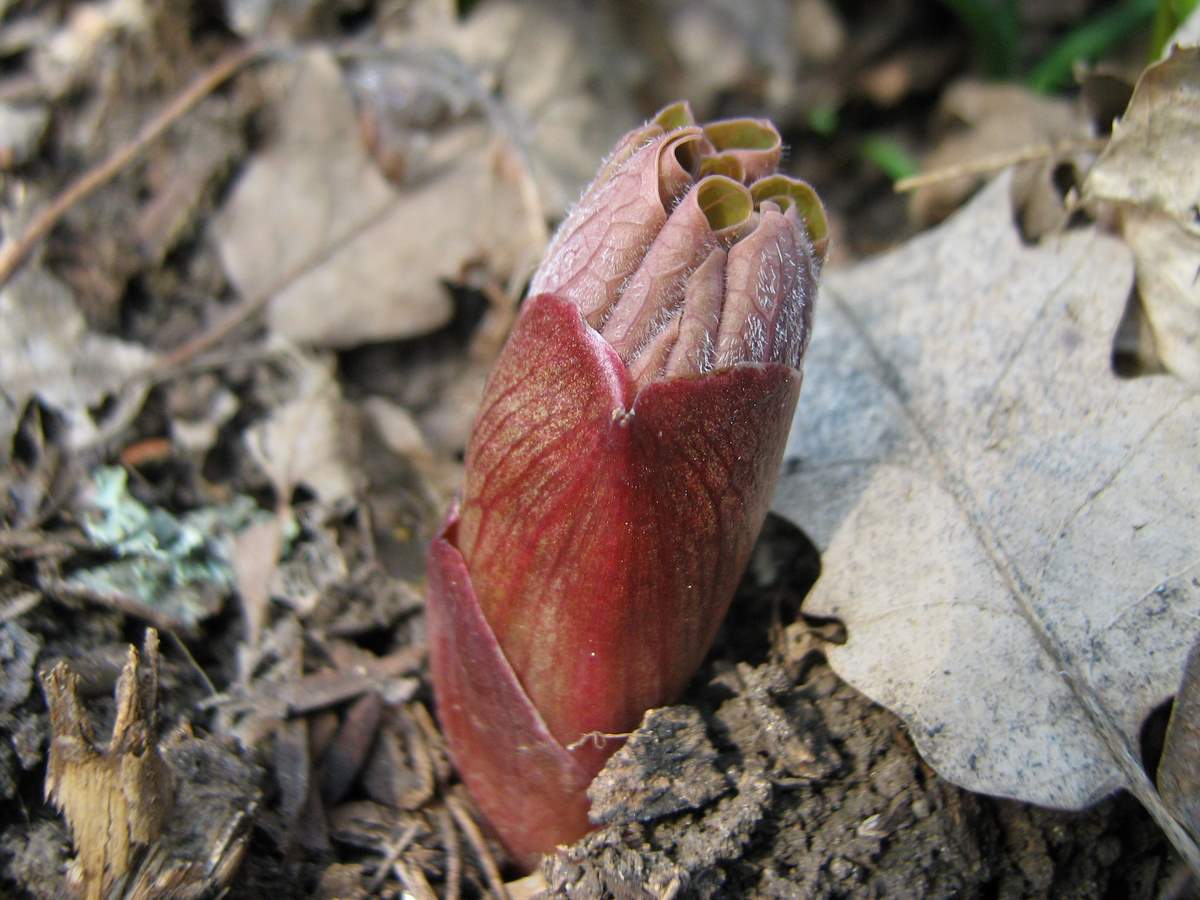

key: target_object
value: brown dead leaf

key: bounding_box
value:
[274,716,325,853]
[231,515,285,645]
[910,80,1090,229]
[1159,635,1200,838]
[272,646,422,716]
[774,174,1199,865]
[444,0,638,219]
[362,706,438,812]
[319,691,383,807]
[1084,47,1200,386]
[213,47,545,348]
[245,351,359,511]
[0,102,48,167]
[0,265,154,465]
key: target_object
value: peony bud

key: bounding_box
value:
[426,102,827,868]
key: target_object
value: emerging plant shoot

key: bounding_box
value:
[426,101,827,867]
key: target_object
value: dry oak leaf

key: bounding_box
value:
[910,79,1086,229]
[0,265,154,464]
[1083,46,1200,386]
[244,350,359,510]
[773,174,1199,854]
[213,48,543,349]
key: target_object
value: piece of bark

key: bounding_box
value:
[41,629,261,899]
[314,863,371,899]
[116,724,262,897]
[362,707,436,811]
[276,646,422,714]
[273,717,317,853]
[587,706,728,826]
[0,620,40,713]
[42,631,172,900]
[319,691,383,806]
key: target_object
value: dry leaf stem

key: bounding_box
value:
[155,193,399,373]
[0,41,261,287]
[447,794,509,900]
[894,137,1106,193]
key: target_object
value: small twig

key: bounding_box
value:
[437,806,461,900]
[447,793,509,900]
[565,729,631,752]
[399,709,436,810]
[145,340,293,383]
[393,858,438,900]
[152,192,398,373]
[0,41,261,287]
[164,629,218,698]
[276,645,425,715]
[0,590,41,622]
[893,137,1107,193]
[366,822,419,893]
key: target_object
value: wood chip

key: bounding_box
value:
[277,646,423,714]
[320,691,383,806]
[42,630,172,900]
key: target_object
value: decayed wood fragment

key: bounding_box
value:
[40,628,262,899]
[42,630,172,900]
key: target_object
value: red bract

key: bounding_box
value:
[427,102,827,868]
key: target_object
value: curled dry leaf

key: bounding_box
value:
[774,174,1199,862]
[1083,46,1200,386]
[909,80,1089,229]
[0,266,154,465]
[244,352,359,512]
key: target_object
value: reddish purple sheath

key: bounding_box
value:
[427,293,800,865]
